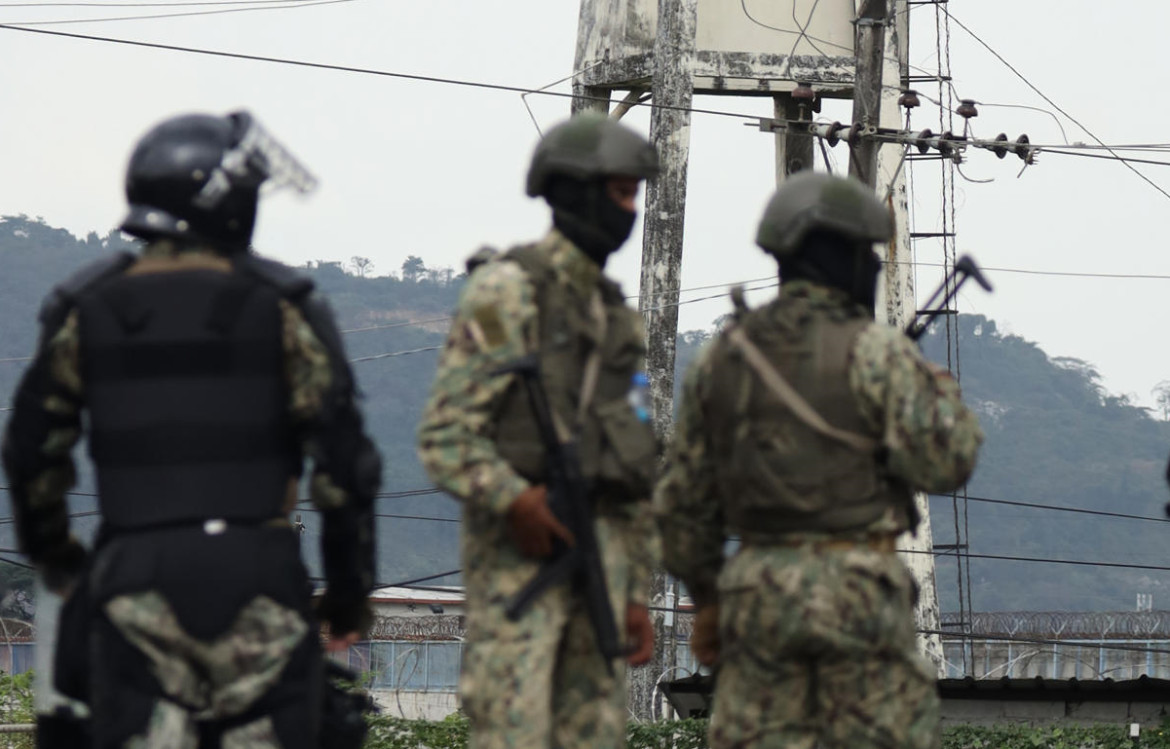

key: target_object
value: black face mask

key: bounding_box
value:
[781,232,882,313]
[545,177,637,268]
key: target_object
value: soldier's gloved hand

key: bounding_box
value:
[506,485,575,558]
[317,593,373,644]
[626,603,654,666]
[691,604,720,667]
[926,361,956,383]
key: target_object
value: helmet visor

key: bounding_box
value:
[193,111,317,210]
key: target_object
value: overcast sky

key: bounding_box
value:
[0,1,1167,409]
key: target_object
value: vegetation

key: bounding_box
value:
[2,215,1170,615]
[919,315,1170,612]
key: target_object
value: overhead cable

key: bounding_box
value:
[0,0,313,5]
[1,0,356,25]
[939,5,1170,203]
[901,548,1170,573]
[0,23,771,124]
[905,259,1170,281]
[929,493,1170,525]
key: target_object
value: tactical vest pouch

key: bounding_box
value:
[727,424,881,528]
[592,397,657,501]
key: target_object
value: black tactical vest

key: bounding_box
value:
[704,295,914,538]
[490,245,657,502]
[76,264,298,530]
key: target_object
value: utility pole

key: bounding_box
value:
[863,0,946,675]
[626,0,697,721]
[849,0,889,187]
[640,0,696,443]
[774,88,815,181]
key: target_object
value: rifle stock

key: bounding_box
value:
[905,254,993,341]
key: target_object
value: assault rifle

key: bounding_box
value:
[494,354,627,673]
[905,254,993,341]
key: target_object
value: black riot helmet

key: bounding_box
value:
[121,111,316,253]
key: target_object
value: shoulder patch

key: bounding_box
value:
[472,304,508,348]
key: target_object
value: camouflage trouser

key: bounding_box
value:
[91,590,315,749]
[709,546,940,749]
[459,509,633,749]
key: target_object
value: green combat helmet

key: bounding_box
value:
[526,113,660,197]
[756,172,891,258]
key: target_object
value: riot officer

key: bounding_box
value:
[655,172,983,749]
[1,111,381,749]
[417,113,660,749]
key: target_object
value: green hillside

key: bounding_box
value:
[2,215,1169,615]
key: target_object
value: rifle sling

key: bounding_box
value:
[726,325,878,454]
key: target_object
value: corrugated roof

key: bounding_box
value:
[939,675,1170,701]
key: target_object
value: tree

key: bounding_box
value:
[1153,380,1170,420]
[402,255,426,283]
[349,256,375,278]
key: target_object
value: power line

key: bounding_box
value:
[340,316,453,334]
[1042,148,1170,170]
[638,281,780,314]
[0,0,311,5]
[0,556,34,571]
[930,493,1170,525]
[0,23,771,124]
[902,548,1170,573]
[376,488,444,499]
[348,346,442,363]
[298,506,459,524]
[904,259,1170,281]
[345,281,784,362]
[939,5,1170,204]
[2,0,357,26]
[371,568,460,591]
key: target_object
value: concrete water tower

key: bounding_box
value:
[572,0,940,670]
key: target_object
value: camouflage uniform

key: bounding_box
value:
[418,229,658,749]
[656,281,983,749]
[2,242,377,749]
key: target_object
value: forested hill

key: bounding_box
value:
[919,317,1170,612]
[1,215,1169,615]
[0,215,467,596]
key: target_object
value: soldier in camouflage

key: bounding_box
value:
[1,111,381,749]
[418,113,660,749]
[655,173,983,749]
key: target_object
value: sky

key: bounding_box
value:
[0,0,1168,408]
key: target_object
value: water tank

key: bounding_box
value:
[575,0,858,97]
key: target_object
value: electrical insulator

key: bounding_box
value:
[898,89,921,110]
[792,81,817,103]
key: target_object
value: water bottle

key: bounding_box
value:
[628,372,651,423]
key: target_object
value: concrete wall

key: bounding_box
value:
[370,690,459,721]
